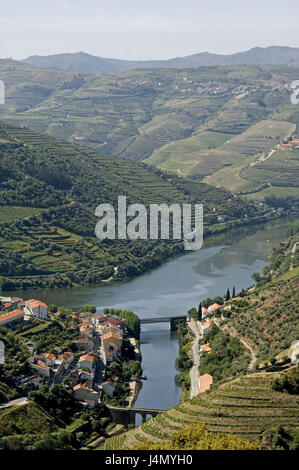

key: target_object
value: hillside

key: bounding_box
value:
[102,230,299,450]
[0,122,258,291]
[103,370,299,450]
[1,59,299,204]
[221,232,299,366]
[23,46,299,74]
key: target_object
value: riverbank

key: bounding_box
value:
[3,215,298,414]
[0,207,288,293]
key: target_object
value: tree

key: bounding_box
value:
[188,308,198,320]
[48,304,57,313]
[232,286,236,298]
[132,423,260,450]
[82,304,96,313]
[198,303,202,321]
[225,288,230,301]
[251,272,261,283]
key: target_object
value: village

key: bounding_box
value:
[0,296,141,407]
[186,296,247,397]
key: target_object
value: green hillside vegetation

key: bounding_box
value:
[222,232,299,365]
[0,328,29,395]
[0,122,260,291]
[132,422,260,450]
[0,401,59,438]
[0,384,114,450]
[187,119,295,177]
[1,59,299,181]
[204,147,299,205]
[198,325,250,383]
[103,370,299,450]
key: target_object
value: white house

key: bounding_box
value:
[79,353,96,373]
[59,352,74,369]
[73,384,99,405]
[24,300,48,320]
[41,352,55,366]
[207,303,221,314]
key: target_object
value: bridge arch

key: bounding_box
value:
[107,405,162,426]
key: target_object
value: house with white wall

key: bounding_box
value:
[24,300,48,320]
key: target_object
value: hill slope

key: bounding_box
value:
[1,59,299,187]
[23,46,299,74]
[103,370,299,449]
[0,122,258,291]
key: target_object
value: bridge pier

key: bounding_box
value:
[107,406,162,427]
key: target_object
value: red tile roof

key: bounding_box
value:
[26,299,48,309]
[198,374,213,393]
[0,309,24,324]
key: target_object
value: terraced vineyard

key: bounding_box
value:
[0,122,261,290]
[102,371,299,450]
[1,59,299,184]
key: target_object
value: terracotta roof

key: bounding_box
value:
[0,309,24,324]
[102,332,122,341]
[3,302,12,309]
[107,317,124,326]
[42,352,55,361]
[59,352,74,361]
[232,296,243,302]
[73,383,90,391]
[36,360,50,370]
[208,303,221,311]
[203,320,213,329]
[198,374,213,393]
[80,324,93,332]
[200,343,212,353]
[26,299,48,309]
[79,354,94,363]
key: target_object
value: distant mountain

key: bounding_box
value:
[23,46,299,74]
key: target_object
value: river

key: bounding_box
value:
[5,215,298,415]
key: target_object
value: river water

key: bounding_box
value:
[5,216,298,413]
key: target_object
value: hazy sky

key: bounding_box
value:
[1,0,299,60]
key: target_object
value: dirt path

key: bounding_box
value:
[0,397,28,409]
[101,266,118,283]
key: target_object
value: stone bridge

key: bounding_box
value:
[107,405,163,426]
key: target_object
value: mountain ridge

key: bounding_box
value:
[22,46,299,74]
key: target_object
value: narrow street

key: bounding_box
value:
[188,318,202,399]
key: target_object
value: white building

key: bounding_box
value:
[24,300,48,320]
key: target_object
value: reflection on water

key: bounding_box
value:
[4,216,298,412]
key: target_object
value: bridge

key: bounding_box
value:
[140,315,188,330]
[107,405,163,426]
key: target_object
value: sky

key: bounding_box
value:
[1,0,299,60]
